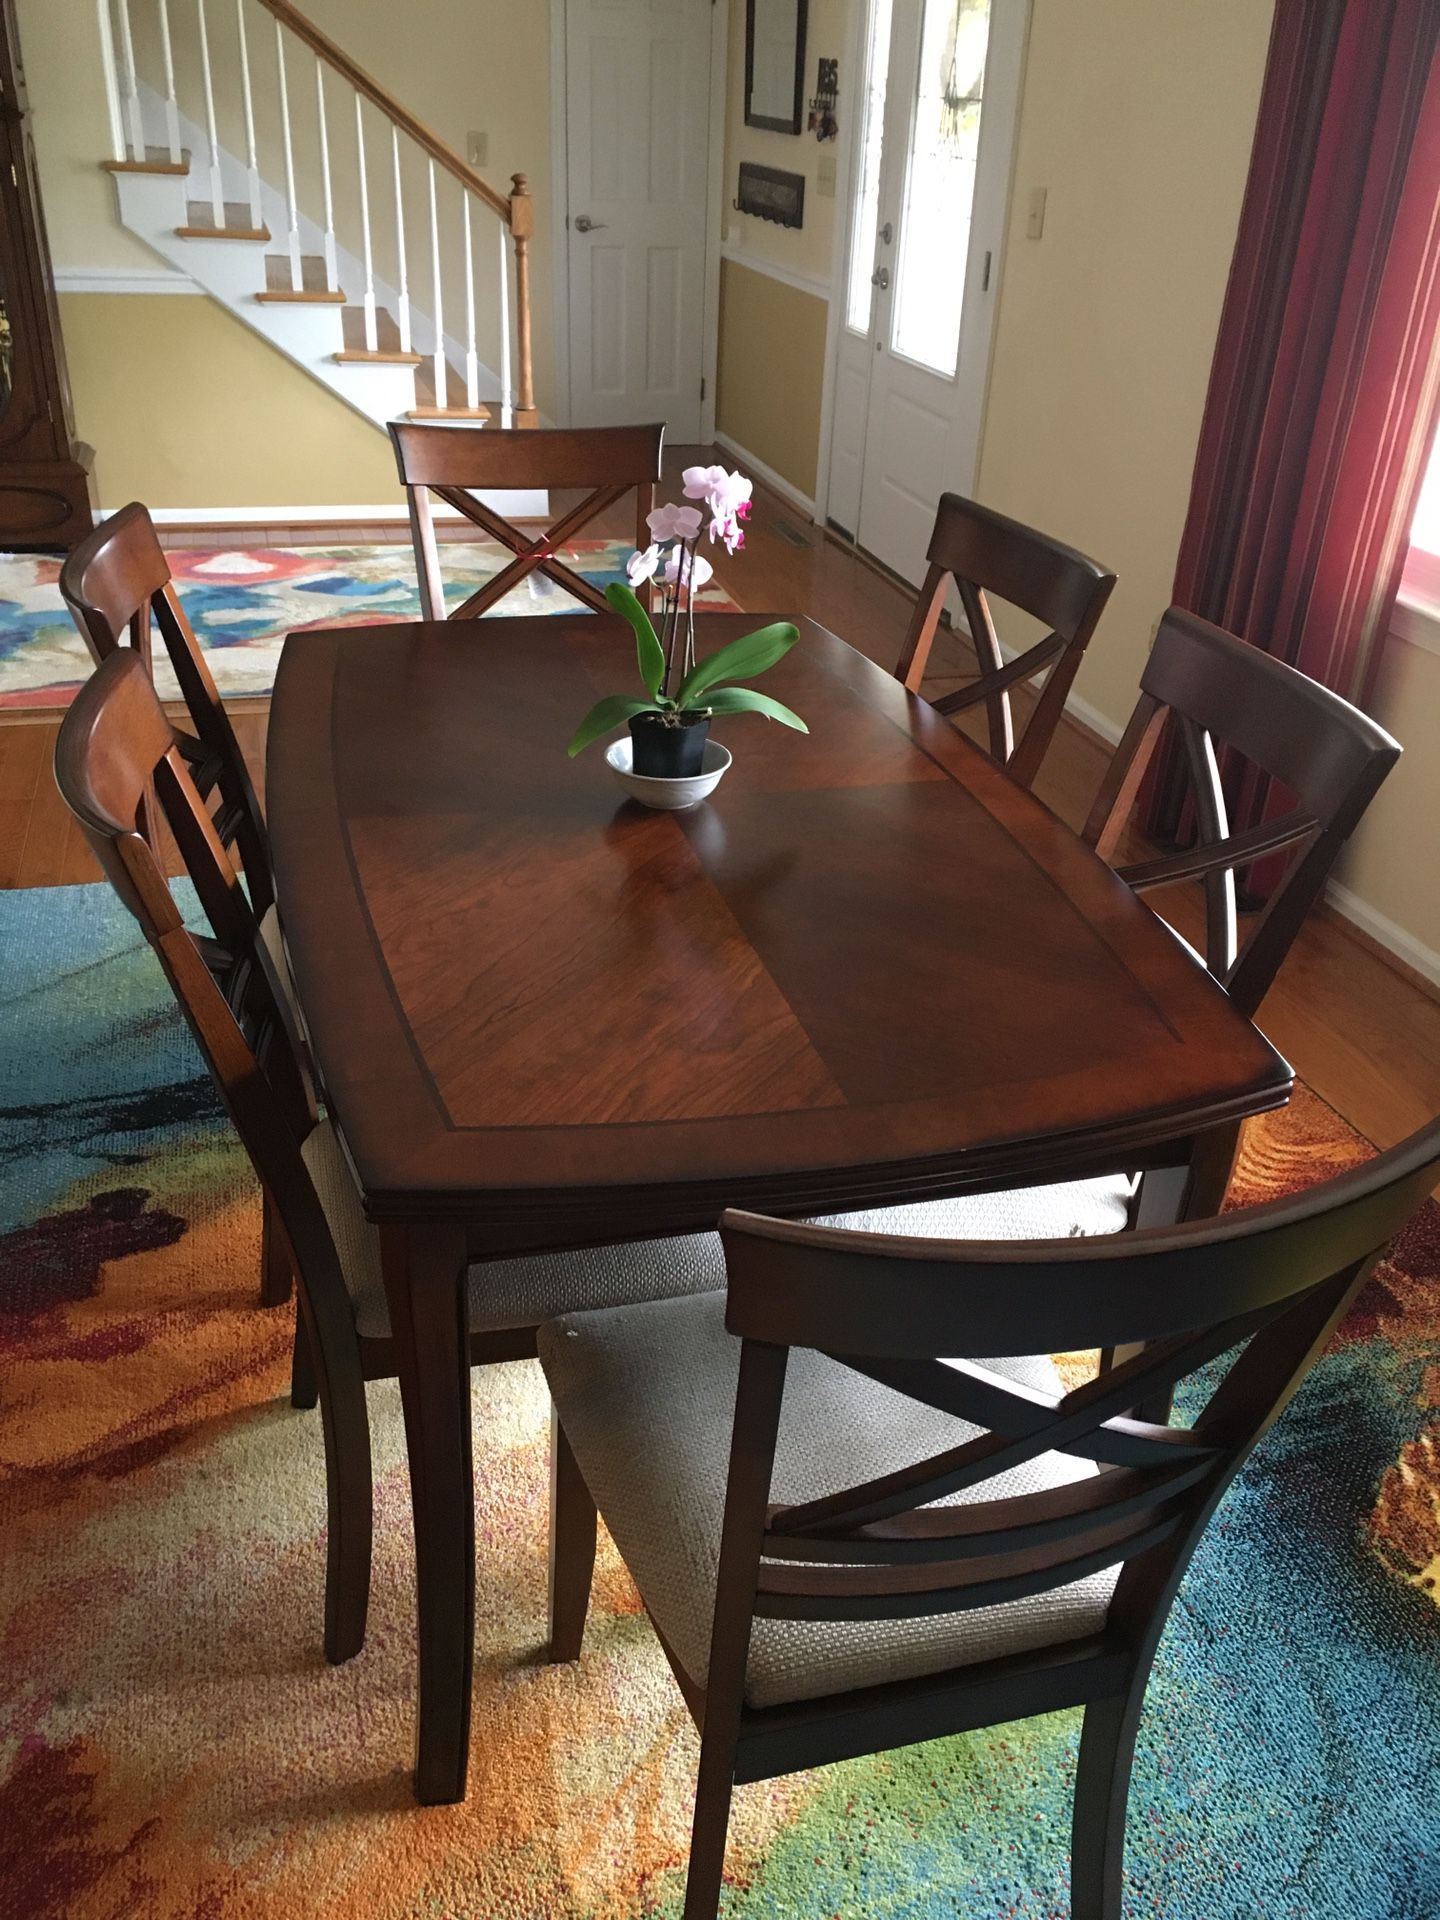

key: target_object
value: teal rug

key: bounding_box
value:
[1,880,1437,1917]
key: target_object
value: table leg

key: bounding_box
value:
[380,1220,472,1805]
[1131,1118,1242,1231]
[1110,1120,1245,1416]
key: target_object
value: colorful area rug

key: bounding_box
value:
[1,880,1437,1918]
[0,542,738,712]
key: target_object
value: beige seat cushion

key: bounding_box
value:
[807,1175,1132,1242]
[300,1119,725,1339]
[539,1290,1117,1710]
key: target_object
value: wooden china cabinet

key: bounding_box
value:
[0,0,95,548]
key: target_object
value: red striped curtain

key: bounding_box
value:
[1148,0,1440,852]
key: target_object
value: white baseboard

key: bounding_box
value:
[1324,880,1440,993]
[712,432,817,521]
[1062,685,1124,749]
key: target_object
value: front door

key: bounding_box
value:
[564,0,714,436]
[828,0,1024,584]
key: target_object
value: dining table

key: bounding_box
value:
[266,609,1293,1805]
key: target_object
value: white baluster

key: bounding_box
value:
[462,196,479,412]
[274,22,302,289]
[355,96,378,351]
[392,128,411,354]
[114,0,145,164]
[157,0,182,164]
[314,57,337,291]
[427,160,447,410]
[195,0,225,225]
[235,0,262,230]
[96,0,129,164]
[498,220,513,428]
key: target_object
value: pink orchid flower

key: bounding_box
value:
[681,463,730,502]
[646,502,704,543]
[662,545,715,594]
[683,463,753,553]
[625,542,661,588]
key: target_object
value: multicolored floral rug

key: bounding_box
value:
[0,541,738,712]
[1,880,1437,1918]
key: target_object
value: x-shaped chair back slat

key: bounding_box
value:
[710,1116,1440,1655]
[1083,608,1401,1016]
[389,421,667,622]
[59,502,276,919]
[894,492,1116,788]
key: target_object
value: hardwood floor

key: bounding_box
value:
[5,445,1438,1165]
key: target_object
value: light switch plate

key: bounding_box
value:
[816,153,837,198]
[1026,186,1047,240]
[466,130,488,168]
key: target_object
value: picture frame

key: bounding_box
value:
[744,0,809,136]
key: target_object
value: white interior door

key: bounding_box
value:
[564,0,713,436]
[828,0,1025,585]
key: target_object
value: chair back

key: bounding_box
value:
[1083,607,1401,1016]
[52,652,340,1285]
[894,493,1116,787]
[713,1115,1440,1673]
[388,421,666,621]
[59,502,275,918]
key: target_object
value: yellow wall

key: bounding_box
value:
[975,0,1274,730]
[61,295,402,510]
[716,260,827,497]
[720,0,851,286]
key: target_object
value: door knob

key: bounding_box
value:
[871,266,890,289]
[573,214,606,233]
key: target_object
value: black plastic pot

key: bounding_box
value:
[629,711,710,778]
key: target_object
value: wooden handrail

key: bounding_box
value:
[255,0,512,224]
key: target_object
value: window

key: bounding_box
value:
[1402,427,1440,610]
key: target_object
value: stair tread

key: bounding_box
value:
[335,348,424,364]
[256,289,347,304]
[104,148,191,176]
[178,201,269,240]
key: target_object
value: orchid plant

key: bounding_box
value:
[567,463,808,759]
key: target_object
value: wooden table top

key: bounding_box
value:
[267,614,1292,1238]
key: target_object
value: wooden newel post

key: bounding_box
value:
[508,172,538,428]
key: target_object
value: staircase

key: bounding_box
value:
[97,0,538,451]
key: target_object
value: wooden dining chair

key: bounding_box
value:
[828,606,1404,1256]
[1083,606,1402,1020]
[53,648,727,1666]
[540,1114,1440,1919]
[894,493,1116,787]
[60,502,276,922]
[388,420,666,621]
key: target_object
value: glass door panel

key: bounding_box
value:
[891,0,992,377]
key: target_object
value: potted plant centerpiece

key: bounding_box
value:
[567,464,807,805]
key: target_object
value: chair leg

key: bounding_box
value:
[683,1720,739,1920]
[547,1406,596,1663]
[301,1296,373,1666]
[1070,1689,1145,1920]
[260,1187,294,1307]
[290,1308,318,1410]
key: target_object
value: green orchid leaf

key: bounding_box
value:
[605,580,666,699]
[676,621,799,709]
[702,686,809,732]
[566,694,657,757]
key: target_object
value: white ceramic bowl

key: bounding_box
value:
[604,736,733,810]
